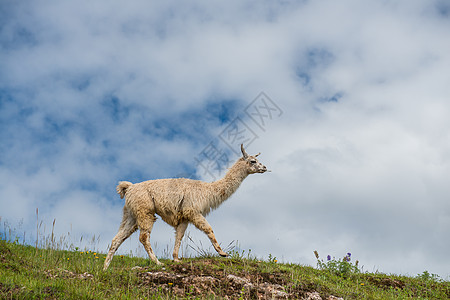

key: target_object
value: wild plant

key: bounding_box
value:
[314,250,359,278]
[416,270,442,282]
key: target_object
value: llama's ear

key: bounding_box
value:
[241,144,248,158]
[254,152,261,157]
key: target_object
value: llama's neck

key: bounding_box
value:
[211,159,248,205]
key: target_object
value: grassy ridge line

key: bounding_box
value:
[1,239,449,299]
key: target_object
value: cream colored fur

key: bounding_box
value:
[103,144,267,270]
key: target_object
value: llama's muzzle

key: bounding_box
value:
[259,166,269,173]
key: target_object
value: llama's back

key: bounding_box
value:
[123,178,211,226]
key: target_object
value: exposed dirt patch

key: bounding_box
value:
[44,268,94,280]
[367,276,405,290]
[134,259,343,299]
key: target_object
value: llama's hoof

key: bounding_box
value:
[219,252,228,257]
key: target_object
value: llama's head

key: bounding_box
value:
[240,144,268,174]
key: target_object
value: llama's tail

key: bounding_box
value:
[116,181,133,199]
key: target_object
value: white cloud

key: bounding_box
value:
[1,0,450,279]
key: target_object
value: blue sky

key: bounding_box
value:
[1,0,450,279]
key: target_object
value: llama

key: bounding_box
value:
[103,144,267,270]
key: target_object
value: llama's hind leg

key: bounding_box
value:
[138,214,162,265]
[173,221,188,262]
[191,214,227,257]
[104,207,137,270]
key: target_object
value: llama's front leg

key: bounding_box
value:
[191,214,228,257]
[138,215,162,265]
[173,221,188,262]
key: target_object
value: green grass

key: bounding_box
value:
[1,238,449,299]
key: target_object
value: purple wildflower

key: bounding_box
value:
[327,255,331,261]
[345,253,351,261]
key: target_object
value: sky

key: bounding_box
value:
[1,0,450,279]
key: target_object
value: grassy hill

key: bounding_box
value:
[1,238,449,299]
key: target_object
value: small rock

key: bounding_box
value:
[257,282,288,299]
[226,274,250,285]
[189,276,218,285]
[304,291,322,300]
[79,272,94,280]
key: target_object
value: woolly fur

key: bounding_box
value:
[104,145,267,270]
